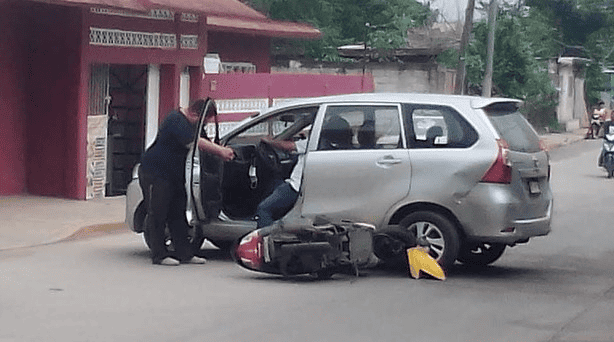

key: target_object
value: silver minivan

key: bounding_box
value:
[126,94,552,269]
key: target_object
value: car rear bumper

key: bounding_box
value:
[456,184,552,245]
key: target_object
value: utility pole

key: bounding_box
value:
[482,0,498,97]
[455,0,475,95]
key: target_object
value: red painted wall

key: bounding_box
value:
[207,32,271,73]
[0,0,27,195]
[24,3,83,198]
[200,73,375,121]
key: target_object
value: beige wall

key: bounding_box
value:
[273,60,456,95]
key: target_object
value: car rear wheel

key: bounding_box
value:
[457,242,506,266]
[399,211,460,271]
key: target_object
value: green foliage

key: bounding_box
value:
[436,48,459,69]
[526,0,607,46]
[526,0,614,106]
[465,8,557,100]
[459,5,559,128]
[246,0,431,60]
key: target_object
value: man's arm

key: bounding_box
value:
[197,137,235,161]
[261,136,296,152]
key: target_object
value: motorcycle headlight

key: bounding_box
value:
[604,142,614,152]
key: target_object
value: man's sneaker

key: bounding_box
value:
[183,256,207,264]
[157,257,180,266]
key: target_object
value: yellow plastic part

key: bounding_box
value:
[407,247,446,280]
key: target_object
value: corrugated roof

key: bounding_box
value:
[207,16,321,39]
[145,0,266,19]
[32,0,320,39]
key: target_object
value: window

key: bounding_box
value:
[317,105,402,150]
[403,104,478,149]
[226,107,317,146]
[484,103,541,153]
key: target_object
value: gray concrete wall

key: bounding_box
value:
[272,60,456,95]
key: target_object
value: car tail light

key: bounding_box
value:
[234,230,264,270]
[481,139,511,184]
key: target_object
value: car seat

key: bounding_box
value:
[318,115,353,150]
[426,126,443,145]
[357,120,376,149]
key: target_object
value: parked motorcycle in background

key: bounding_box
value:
[599,121,614,178]
[589,101,607,139]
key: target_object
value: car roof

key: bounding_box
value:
[262,93,522,113]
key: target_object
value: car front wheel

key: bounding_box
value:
[399,211,460,271]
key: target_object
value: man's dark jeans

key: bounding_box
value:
[255,181,299,228]
[138,168,193,263]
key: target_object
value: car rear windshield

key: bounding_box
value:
[484,103,541,153]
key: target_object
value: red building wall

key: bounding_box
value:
[0,0,27,195]
[208,32,271,73]
[24,3,84,198]
[201,73,375,121]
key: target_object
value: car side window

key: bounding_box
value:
[403,104,478,149]
[317,105,402,150]
[226,107,318,146]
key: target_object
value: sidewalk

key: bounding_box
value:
[0,195,127,251]
[0,129,588,251]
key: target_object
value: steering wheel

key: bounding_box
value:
[257,139,282,175]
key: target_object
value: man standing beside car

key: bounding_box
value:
[138,98,235,266]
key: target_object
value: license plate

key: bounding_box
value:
[529,181,541,194]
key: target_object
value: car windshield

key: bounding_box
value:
[484,103,541,153]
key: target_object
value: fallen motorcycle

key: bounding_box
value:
[233,216,445,280]
[233,218,375,279]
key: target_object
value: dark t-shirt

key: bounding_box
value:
[140,110,197,186]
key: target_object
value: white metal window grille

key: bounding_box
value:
[181,13,199,22]
[180,35,198,50]
[90,7,174,20]
[220,62,256,74]
[90,27,177,49]
[216,98,269,114]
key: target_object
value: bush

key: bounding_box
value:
[520,93,559,133]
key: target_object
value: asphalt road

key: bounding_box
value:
[1,139,613,342]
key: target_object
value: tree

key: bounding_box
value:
[526,0,614,104]
[246,0,432,60]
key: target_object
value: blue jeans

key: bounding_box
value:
[255,181,299,228]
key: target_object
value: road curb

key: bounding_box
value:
[59,222,130,243]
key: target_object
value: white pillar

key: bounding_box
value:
[180,67,190,108]
[145,64,160,149]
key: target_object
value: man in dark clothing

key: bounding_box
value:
[139,99,234,266]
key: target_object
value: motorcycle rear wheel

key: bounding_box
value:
[592,124,600,139]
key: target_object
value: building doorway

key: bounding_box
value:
[106,65,147,196]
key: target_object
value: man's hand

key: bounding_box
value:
[197,137,235,161]
[219,146,235,162]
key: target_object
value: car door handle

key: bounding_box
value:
[377,156,402,165]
